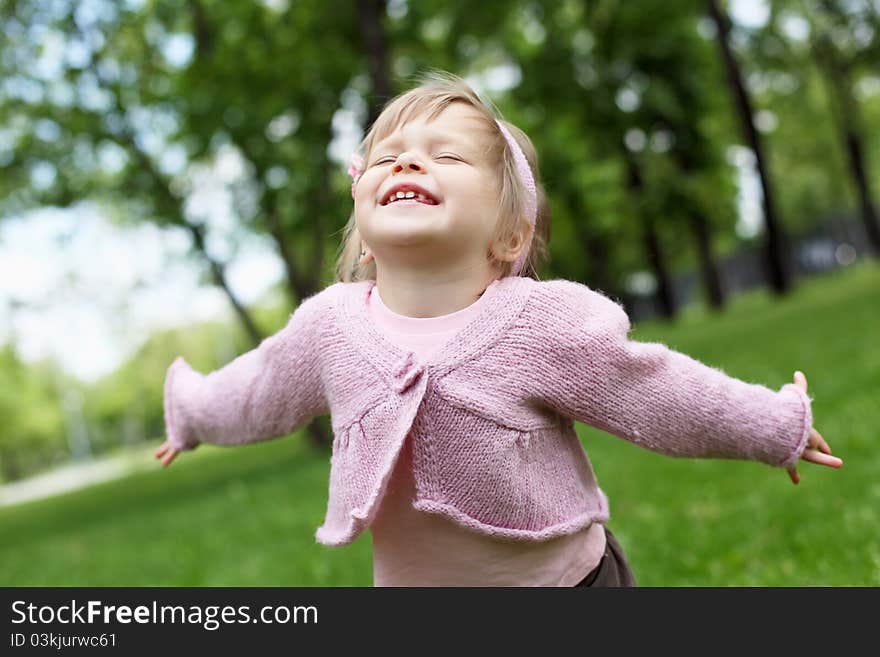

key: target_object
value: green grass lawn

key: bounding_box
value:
[1,261,877,586]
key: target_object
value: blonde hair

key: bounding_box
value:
[334,69,550,283]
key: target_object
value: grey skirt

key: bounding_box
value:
[574,527,638,587]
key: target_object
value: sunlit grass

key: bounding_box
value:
[1,261,877,586]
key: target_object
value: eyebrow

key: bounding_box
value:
[373,129,472,152]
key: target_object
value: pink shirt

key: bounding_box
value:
[367,279,606,586]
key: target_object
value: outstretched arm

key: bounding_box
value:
[156,293,329,466]
[537,281,824,470]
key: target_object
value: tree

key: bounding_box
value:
[0,0,373,449]
[708,0,794,294]
[807,0,880,255]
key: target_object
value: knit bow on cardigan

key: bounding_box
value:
[163,276,812,546]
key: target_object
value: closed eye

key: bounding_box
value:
[372,154,462,165]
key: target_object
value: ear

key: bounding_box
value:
[491,221,533,263]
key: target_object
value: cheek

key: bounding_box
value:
[472,170,502,202]
[354,178,378,211]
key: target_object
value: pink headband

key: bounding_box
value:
[348,119,537,276]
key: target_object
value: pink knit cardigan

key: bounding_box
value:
[163,276,812,546]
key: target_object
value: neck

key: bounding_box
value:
[373,261,502,318]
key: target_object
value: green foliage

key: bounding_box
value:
[0,346,66,483]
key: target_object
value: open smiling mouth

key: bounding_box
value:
[384,198,439,207]
[381,190,440,206]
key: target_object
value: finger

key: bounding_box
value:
[812,429,831,454]
[161,449,178,467]
[810,428,831,454]
[793,370,807,392]
[155,444,168,458]
[787,467,800,485]
[802,450,843,468]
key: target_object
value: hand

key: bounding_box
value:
[787,371,843,485]
[155,440,180,468]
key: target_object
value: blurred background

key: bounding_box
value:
[0,0,877,586]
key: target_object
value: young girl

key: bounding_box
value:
[155,70,842,587]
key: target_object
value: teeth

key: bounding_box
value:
[386,189,434,204]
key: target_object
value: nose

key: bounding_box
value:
[392,152,424,174]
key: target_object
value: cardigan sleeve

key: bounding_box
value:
[162,292,329,452]
[537,280,812,469]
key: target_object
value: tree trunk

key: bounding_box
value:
[842,128,880,256]
[664,125,726,310]
[0,451,23,484]
[708,0,792,294]
[307,415,333,453]
[357,0,393,129]
[559,182,615,294]
[687,209,726,309]
[625,155,676,318]
[256,0,390,449]
[582,224,615,297]
[117,130,267,346]
[188,222,264,345]
[811,32,880,257]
